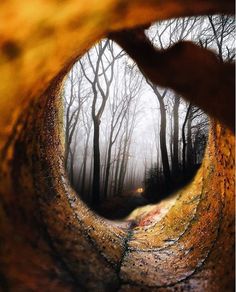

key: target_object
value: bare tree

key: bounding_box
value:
[117,82,142,195]
[79,40,123,204]
[172,95,180,174]
[63,64,88,178]
[199,15,235,61]
[181,103,192,174]
[80,106,92,198]
[146,81,171,184]
[144,18,199,184]
[103,65,132,198]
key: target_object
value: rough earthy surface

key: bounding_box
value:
[0,1,234,291]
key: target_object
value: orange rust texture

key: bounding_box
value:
[0,1,235,291]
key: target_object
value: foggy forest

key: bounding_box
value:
[62,16,234,218]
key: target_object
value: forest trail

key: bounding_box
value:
[95,189,177,224]
[94,189,148,219]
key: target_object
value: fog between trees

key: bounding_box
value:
[63,15,234,207]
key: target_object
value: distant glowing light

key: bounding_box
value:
[137,187,144,193]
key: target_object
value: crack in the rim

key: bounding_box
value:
[115,220,136,291]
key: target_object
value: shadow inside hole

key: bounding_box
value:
[94,163,203,220]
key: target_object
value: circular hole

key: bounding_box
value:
[61,16,236,221]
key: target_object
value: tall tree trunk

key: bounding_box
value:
[104,134,113,199]
[118,134,132,195]
[193,133,199,165]
[81,135,90,198]
[187,107,193,169]
[109,152,116,197]
[114,140,122,196]
[147,83,171,185]
[117,137,128,195]
[64,70,74,170]
[159,97,171,184]
[173,96,180,174]
[88,154,93,202]
[182,104,192,174]
[170,115,173,171]
[92,119,101,205]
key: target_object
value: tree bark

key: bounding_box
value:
[159,95,172,184]
[81,132,90,198]
[187,106,193,169]
[104,133,113,199]
[92,118,101,205]
[172,96,180,174]
[148,84,171,184]
[182,104,192,173]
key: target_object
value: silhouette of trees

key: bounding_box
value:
[103,62,142,198]
[63,15,234,206]
[63,63,89,184]
[78,40,124,204]
[143,16,233,200]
